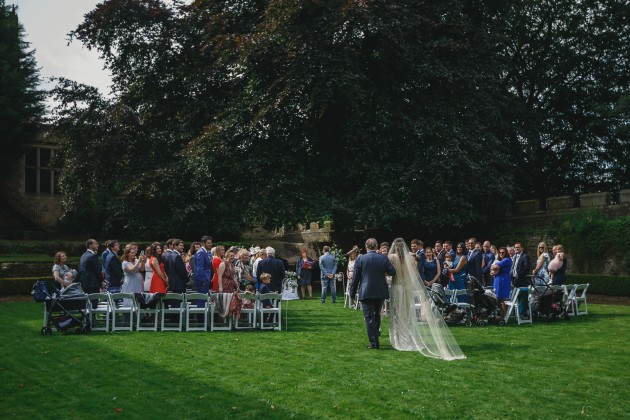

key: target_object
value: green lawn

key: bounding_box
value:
[0,297,628,419]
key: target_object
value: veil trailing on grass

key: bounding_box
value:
[388,238,465,361]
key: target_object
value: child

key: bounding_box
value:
[442,253,455,283]
[241,284,256,309]
[259,273,274,323]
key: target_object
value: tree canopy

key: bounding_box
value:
[51,0,630,237]
[0,0,44,178]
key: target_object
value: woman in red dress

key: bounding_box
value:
[149,242,169,293]
[217,248,239,293]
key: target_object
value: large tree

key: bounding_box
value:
[0,1,44,178]
[52,0,515,237]
[496,0,630,200]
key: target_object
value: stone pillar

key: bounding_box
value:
[580,192,610,208]
[546,196,574,211]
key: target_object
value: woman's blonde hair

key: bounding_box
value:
[537,242,548,257]
[53,251,66,265]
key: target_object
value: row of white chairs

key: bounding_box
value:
[87,292,282,332]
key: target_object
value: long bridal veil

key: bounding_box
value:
[388,238,465,361]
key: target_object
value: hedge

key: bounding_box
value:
[0,277,52,296]
[566,274,630,297]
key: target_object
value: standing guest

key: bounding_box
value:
[162,238,175,283]
[549,244,567,285]
[194,236,213,294]
[235,248,254,290]
[79,239,101,294]
[410,239,425,281]
[490,245,498,259]
[507,245,516,259]
[422,247,442,287]
[107,241,123,294]
[481,240,495,287]
[121,244,146,306]
[510,242,531,317]
[52,251,75,291]
[296,249,315,300]
[256,247,285,293]
[490,247,512,320]
[379,242,389,255]
[166,239,188,295]
[149,242,169,294]
[184,242,201,285]
[434,241,446,264]
[101,240,115,289]
[447,242,468,301]
[349,238,397,349]
[252,248,267,290]
[143,246,153,292]
[211,245,225,291]
[346,246,359,284]
[466,237,483,283]
[444,241,456,261]
[532,242,550,285]
[217,247,239,293]
[319,245,338,304]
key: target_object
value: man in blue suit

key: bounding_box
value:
[194,236,213,298]
[349,238,396,349]
[466,237,483,283]
[319,245,337,304]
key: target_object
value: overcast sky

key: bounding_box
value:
[14,0,112,96]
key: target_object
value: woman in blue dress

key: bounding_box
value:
[491,247,512,320]
[422,247,442,287]
[447,243,468,302]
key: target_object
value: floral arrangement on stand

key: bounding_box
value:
[330,242,347,269]
[284,271,299,290]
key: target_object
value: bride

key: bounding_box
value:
[387,238,465,360]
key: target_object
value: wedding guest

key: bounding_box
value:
[510,242,531,317]
[549,244,567,285]
[444,241,456,261]
[296,249,315,300]
[52,251,75,291]
[79,239,101,294]
[532,242,550,285]
[447,242,468,301]
[379,242,389,255]
[491,247,512,320]
[466,237,482,284]
[256,247,285,293]
[481,241,495,287]
[143,246,153,292]
[241,284,256,309]
[211,245,225,291]
[422,247,442,287]
[184,241,201,285]
[121,244,145,306]
[235,248,254,290]
[410,239,425,280]
[346,245,359,283]
[252,248,267,290]
[217,247,238,293]
[149,242,169,294]
[319,245,337,304]
[107,241,123,294]
[101,239,115,289]
[434,241,445,262]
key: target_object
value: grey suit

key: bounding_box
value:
[350,251,396,348]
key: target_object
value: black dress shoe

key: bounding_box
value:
[367,345,379,349]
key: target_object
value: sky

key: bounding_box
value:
[13,0,112,97]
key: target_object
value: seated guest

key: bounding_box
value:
[259,273,274,323]
[241,284,256,309]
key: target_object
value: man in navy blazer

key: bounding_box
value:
[466,238,483,283]
[79,239,101,297]
[349,238,396,349]
[256,247,285,292]
[194,236,213,295]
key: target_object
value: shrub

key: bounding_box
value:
[0,277,52,295]
[566,274,630,296]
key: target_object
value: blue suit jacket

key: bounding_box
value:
[467,249,483,281]
[193,248,212,291]
[319,253,337,279]
[80,250,101,290]
[350,251,396,301]
[166,251,188,292]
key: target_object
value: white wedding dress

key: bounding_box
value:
[388,238,465,361]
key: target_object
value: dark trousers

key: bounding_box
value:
[361,298,384,348]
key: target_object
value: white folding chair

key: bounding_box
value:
[504,287,532,325]
[110,292,136,332]
[573,283,589,315]
[160,293,185,331]
[137,294,161,331]
[235,293,258,329]
[445,288,456,304]
[209,292,233,331]
[562,284,578,316]
[185,293,210,331]
[88,292,113,332]
[259,293,282,331]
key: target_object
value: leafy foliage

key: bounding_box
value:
[0,1,44,177]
